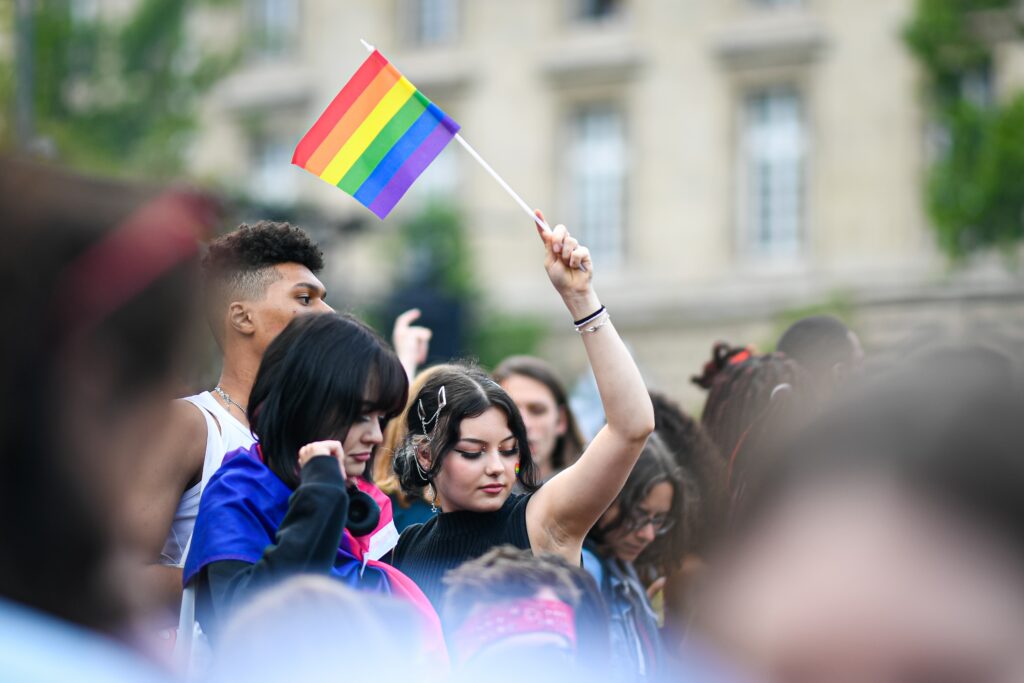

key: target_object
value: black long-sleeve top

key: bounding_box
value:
[193,455,349,642]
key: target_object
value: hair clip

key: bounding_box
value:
[417,385,447,436]
[770,383,792,400]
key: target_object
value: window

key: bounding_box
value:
[247,0,300,58]
[739,87,805,259]
[567,105,626,265]
[251,134,298,206]
[404,0,459,47]
[573,0,624,22]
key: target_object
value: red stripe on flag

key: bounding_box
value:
[292,50,388,168]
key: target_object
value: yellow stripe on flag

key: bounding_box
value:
[319,78,417,185]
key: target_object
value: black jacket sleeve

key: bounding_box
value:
[195,455,349,639]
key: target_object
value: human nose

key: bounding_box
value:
[317,299,334,313]
[636,521,657,544]
[362,419,383,445]
[483,450,504,476]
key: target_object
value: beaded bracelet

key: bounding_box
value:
[575,310,611,335]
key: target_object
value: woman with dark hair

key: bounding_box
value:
[581,434,686,680]
[183,312,440,644]
[391,216,655,606]
[493,355,586,481]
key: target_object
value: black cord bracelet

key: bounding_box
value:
[573,305,606,327]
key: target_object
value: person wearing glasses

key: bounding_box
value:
[581,433,686,681]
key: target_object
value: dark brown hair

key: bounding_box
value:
[648,391,725,557]
[393,363,539,496]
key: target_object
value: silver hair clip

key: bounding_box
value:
[770,383,792,400]
[417,385,447,437]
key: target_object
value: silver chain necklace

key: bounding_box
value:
[213,385,247,417]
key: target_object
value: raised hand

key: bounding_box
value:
[392,308,432,381]
[298,440,347,480]
[534,210,599,320]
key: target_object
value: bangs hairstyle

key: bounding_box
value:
[589,434,689,576]
[248,313,408,489]
[492,355,586,471]
[393,363,539,496]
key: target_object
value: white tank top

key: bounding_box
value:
[160,391,255,567]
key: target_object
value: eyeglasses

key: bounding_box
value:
[622,510,675,536]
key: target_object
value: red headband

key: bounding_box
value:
[54,189,217,336]
[451,598,577,664]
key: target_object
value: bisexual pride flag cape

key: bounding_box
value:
[292,49,460,219]
[183,444,444,654]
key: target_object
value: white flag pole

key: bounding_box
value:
[450,133,552,234]
[358,39,555,236]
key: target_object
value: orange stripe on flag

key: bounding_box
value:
[303,64,402,176]
[292,51,388,168]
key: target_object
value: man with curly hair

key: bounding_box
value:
[133,221,331,616]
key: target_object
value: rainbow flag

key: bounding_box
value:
[292,50,460,219]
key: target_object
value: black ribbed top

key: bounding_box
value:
[392,493,532,607]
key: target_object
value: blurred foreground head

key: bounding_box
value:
[700,358,1024,683]
[211,576,432,683]
[0,157,215,633]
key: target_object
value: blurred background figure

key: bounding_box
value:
[0,156,216,680]
[693,344,814,502]
[776,315,863,398]
[442,545,609,681]
[209,575,439,683]
[697,360,1024,683]
[493,355,586,482]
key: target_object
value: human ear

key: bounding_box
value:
[415,441,434,477]
[228,301,256,337]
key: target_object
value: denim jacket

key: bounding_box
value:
[582,544,663,681]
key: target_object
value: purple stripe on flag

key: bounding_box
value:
[366,120,458,219]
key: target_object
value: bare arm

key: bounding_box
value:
[128,399,208,613]
[526,214,655,560]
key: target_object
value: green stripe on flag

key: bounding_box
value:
[338,92,429,194]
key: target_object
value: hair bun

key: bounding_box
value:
[691,342,753,390]
[392,439,431,496]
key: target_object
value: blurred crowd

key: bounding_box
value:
[3,156,1024,683]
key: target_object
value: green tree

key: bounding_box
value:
[2,0,237,178]
[904,0,1024,257]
